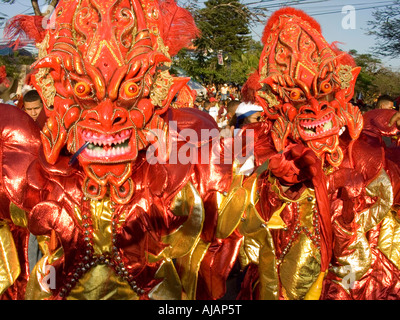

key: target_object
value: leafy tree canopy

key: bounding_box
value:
[368,1,400,58]
[174,0,261,85]
[350,49,400,104]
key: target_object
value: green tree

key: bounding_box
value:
[350,49,400,104]
[368,1,400,58]
[195,0,252,56]
[174,0,259,85]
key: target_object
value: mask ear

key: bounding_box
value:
[343,66,361,101]
[271,115,292,152]
[342,100,364,141]
[154,77,189,115]
[41,115,67,165]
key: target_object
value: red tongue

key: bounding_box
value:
[103,145,111,151]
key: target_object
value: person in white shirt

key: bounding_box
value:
[220,83,229,106]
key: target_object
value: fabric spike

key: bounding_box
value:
[159,0,200,56]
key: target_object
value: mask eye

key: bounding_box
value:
[122,80,140,98]
[289,88,304,101]
[74,82,91,98]
[320,81,332,94]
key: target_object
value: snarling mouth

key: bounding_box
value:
[80,128,132,158]
[299,113,337,138]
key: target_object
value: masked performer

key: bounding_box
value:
[0,0,234,300]
[213,7,400,300]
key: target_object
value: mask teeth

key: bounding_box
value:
[85,145,132,158]
[300,113,334,136]
[82,129,132,146]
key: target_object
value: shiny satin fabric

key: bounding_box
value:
[0,101,232,299]
[319,112,400,300]
[24,180,205,300]
[0,222,20,295]
[214,146,326,300]
[321,169,400,299]
[240,178,324,300]
[226,109,400,300]
[67,264,140,300]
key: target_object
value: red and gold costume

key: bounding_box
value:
[214,8,400,300]
[0,0,234,300]
[3,3,400,301]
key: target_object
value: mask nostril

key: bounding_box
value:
[303,108,315,115]
[113,116,123,125]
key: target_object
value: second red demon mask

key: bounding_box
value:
[248,8,362,167]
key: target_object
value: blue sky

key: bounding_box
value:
[1,0,399,68]
[242,0,400,69]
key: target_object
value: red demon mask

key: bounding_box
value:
[248,7,362,167]
[23,0,198,204]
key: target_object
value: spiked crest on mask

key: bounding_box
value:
[8,0,198,204]
[247,7,362,167]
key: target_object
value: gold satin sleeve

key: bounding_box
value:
[0,221,21,295]
[0,203,28,295]
[332,168,393,283]
[151,181,207,300]
[216,161,287,241]
[9,203,28,228]
[378,206,400,269]
[229,170,325,300]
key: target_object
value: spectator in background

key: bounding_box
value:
[207,97,220,123]
[219,83,229,107]
[201,96,216,112]
[9,93,20,105]
[376,94,395,110]
[225,102,264,136]
[226,100,240,124]
[219,100,241,137]
[230,102,264,176]
[235,102,263,128]
[195,98,205,110]
[23,89,47,128]
[374,94,399,147]
[202,100,211,113]
[207,83,216,98]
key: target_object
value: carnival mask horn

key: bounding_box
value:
[252,7,362,167]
